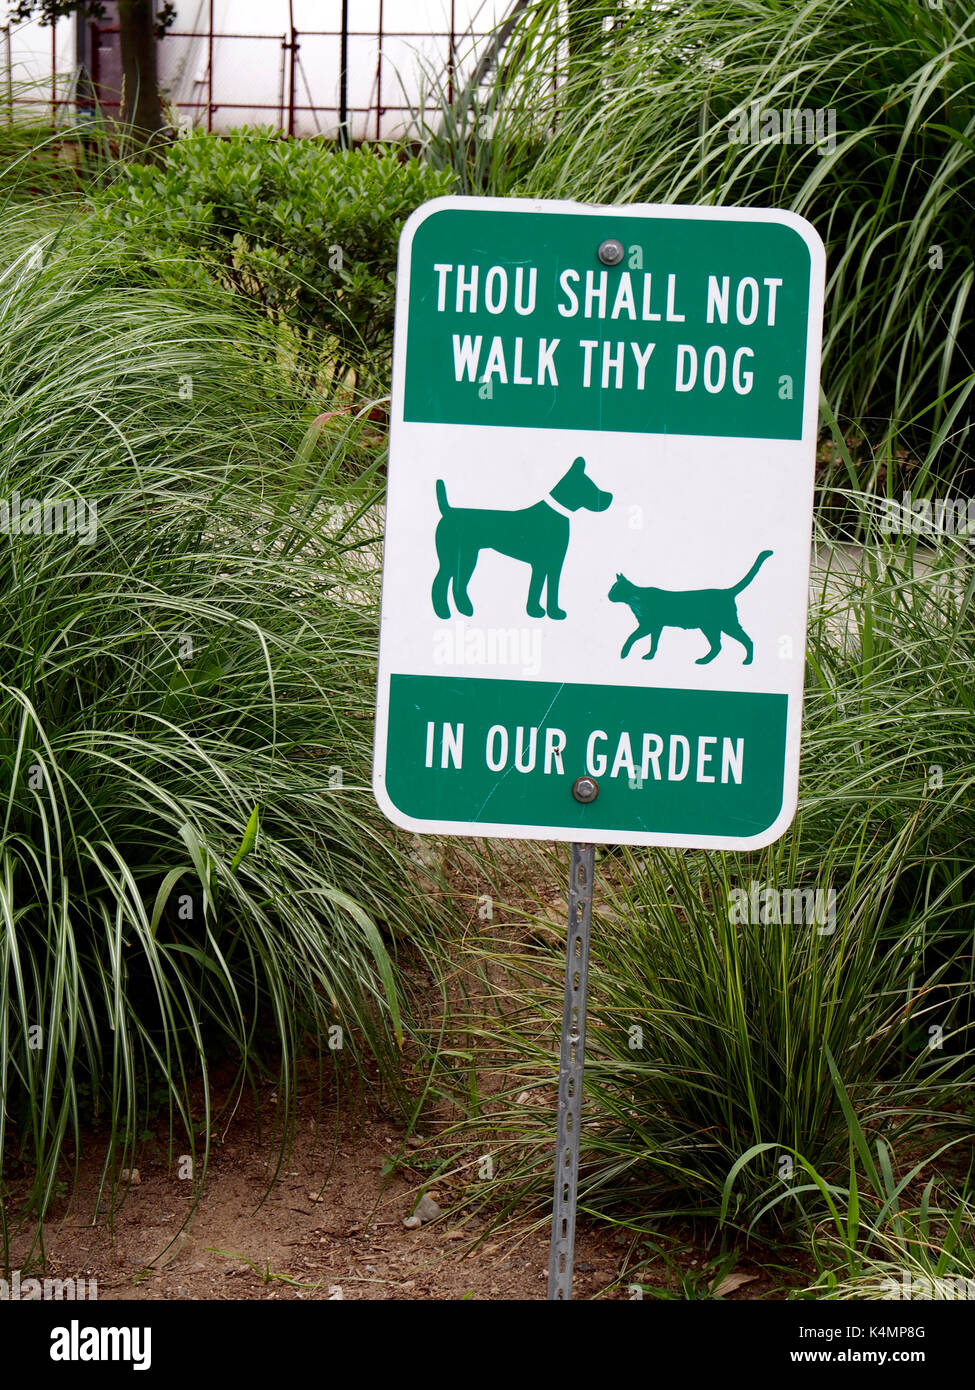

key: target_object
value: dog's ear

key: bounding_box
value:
[615,572,622,581]
[571,455,586,471]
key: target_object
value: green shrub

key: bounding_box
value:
[91,128,455,387]
[0,213,438,1259]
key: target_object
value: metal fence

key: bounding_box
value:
[2,1,514,142]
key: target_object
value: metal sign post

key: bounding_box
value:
[547,841,595,1300]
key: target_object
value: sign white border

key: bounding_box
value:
[373,197,826,850]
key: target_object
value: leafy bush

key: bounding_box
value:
[0,214,438,1257]
[91,128,455,386]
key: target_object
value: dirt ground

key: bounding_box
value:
[6,1085,629,1302]
[5,1075,793,1302]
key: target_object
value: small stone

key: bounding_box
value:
[327,1285,344,1300]
[403,1215,422,1230]
[413,1193,442,1224]
[120,1168,141,1186]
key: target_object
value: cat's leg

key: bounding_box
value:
[724,619,754,664]
[621,624,651,659]
[641,626,662,660]
[526,565,546,619]
[695,629,723,664]
[453,548,479,617]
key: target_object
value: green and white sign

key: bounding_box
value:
[373,197,825,849]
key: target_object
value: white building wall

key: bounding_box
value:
[3,0,510,139]
[2,12,77,123]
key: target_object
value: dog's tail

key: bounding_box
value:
[435,479,450,515]
[731,549,773,595]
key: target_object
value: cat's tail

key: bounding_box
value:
[731,549,773,594]
[436,479,450,514]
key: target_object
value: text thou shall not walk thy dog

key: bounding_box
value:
[432,261,791,400]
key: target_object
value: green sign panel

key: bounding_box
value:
[386,675,787,838]
[374,197,825,849]
[403,208,811,440]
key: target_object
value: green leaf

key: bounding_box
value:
[149,866,191,938]
[230,805,260,872]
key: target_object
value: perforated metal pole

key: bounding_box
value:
[547,841,594,1300]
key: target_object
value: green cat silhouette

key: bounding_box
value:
[608,550,773,664]
[431,457,612,620]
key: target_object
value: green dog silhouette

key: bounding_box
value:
[609,550,773,664]
[432,457,612,620]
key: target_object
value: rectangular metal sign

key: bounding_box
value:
[373,197,825,849]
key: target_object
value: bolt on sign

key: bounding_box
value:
[373,197,826,849]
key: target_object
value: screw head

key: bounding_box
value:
[572,776,599,804]
[597,238,625,267]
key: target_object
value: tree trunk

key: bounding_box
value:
[117,0,167,154]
